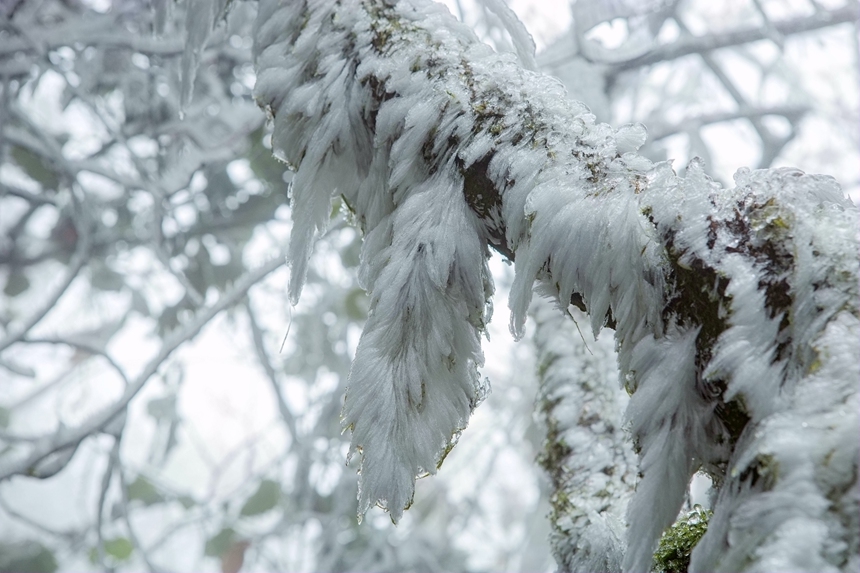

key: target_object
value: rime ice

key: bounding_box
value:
[251,0,859,569]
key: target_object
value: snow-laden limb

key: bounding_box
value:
[677,167,860,573]
[254,0,493,522]
[533,298,636,572]
[251,0,859,566]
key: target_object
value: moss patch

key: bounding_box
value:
[652,505,712,573]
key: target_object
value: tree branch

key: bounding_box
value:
[611,3,860,73]
[0,206,91,354]
[254,0,859,569]
[0,15,185,58]
[647,105,809,142]
[0,255,285,481]
[0,182,58,206]
[23,336,131,388]
[244,300,298,441]
[533,299,636,572]
[116,449,165,573]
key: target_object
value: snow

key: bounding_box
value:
[532,299,635,572]
[251,0,859,567]
[478,0,537,71]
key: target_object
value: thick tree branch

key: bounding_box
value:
[253,1,859,570]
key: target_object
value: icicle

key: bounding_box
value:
[180,0,229,114]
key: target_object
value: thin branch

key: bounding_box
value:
[115,447,165,573]
[0,207,91,354]
[94,438,119,571]
[244,299,298,441]
[647,105,809,141]
[6,366,76,414]
[751,0,785,48]
[609,3,860,73]
[24,336,131,388]
[0,492,82,541]
[0,71,9,167]
[4,123,142,190]
[0,182,58,206]
[0,16,185,58]
[672,16,795,169]
[159,254,206,307]
[0,254,286,480]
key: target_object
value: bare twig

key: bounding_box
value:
[0,15,185,58]
[94,438,119,571]
[0,492,82,541]
[668,16,796,169]
[751,0,785,48]
[24,336,131,387]
[4,118,141,190]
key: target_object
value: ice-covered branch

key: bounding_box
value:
[253,0,859,569]
[610,2,860,73]
[0,13,185,58]
[0,182,58,206]
[533,299,636,572]
[647,105,809,142]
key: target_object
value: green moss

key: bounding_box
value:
[547,490,576,527]
[537,393,571,481]
[652,505,712,573]
[662,232,730,363]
